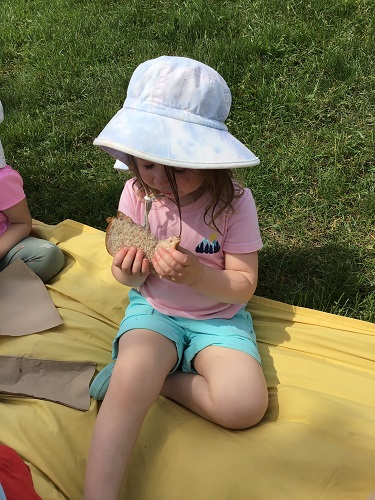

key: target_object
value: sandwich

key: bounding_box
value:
[105,211,180,273]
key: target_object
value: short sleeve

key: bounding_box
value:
[0,167,26,211]
[222,188,263,254]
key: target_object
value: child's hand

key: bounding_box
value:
[152,247,204,286]
[113,246,150,280]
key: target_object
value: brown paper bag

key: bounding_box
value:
[0,259,63,336]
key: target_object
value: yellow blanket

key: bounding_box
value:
[1,219,374,500]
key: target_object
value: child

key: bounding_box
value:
[84,56,268,499]
[0,102,65,283]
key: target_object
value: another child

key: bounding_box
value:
[84,56,268,499]
[0,102,65,283]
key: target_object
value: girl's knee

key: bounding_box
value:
[41,242,65,267]
[110,350,173,405]
[31,242,65,282]
[217,405,267,430]
[214,391,268,430]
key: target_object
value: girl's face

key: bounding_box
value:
[134,158,205,203]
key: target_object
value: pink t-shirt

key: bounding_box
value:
[118,179,263,319]
[0,166,26,236]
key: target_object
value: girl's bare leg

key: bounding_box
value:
[161,346,268,429]
[84,330,177,500]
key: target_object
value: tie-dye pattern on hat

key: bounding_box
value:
[94,56,259,170]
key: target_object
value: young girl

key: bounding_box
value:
[0,102,65,283]
[84,56,268,499]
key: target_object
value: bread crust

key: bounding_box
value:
[105,211,180,272]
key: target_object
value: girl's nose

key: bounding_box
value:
[153,165,169,185]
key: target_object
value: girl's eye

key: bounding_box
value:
[143,164,155,170]
[174,168,185,174]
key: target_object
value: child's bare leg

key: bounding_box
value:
[161,346,268,429]
[84,329,177,500]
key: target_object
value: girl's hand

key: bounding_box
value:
[112,247,150,286]
[152,247,204,286]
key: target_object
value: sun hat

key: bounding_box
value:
[0,101,6,169]
[94,56,259,170]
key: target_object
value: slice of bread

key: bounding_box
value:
[105,211,180,272]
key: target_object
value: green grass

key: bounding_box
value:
[1,0,374,322]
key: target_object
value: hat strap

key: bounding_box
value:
[143,194,164,231]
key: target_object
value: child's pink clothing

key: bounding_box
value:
[0,165,65,282]
[0,165,26,236]
[118,179,263,320]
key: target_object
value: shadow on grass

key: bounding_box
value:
[257,242,373,321]
[24,170,124,231]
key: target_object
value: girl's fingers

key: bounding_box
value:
[152,248,176,273]
[141,257,150,275]
[152,248,185,281]
[127,248,146,275]
[113,247,129,267]
[114,247,147,276]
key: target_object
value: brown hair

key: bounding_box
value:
[194,169,244,232]
[128,157,244,235]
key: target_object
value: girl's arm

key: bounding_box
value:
[192,251,258,304]
[0,199,32,260]
[152,247,259,305]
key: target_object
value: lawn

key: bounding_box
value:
[1,0,374,321]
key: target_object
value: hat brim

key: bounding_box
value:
[94,107,259,170]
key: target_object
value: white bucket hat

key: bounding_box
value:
[94,56,259,170]
[0,101,6,168]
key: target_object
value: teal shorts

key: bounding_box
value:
[112,289,261,374]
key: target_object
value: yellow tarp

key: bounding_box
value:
[1,219,374,500]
